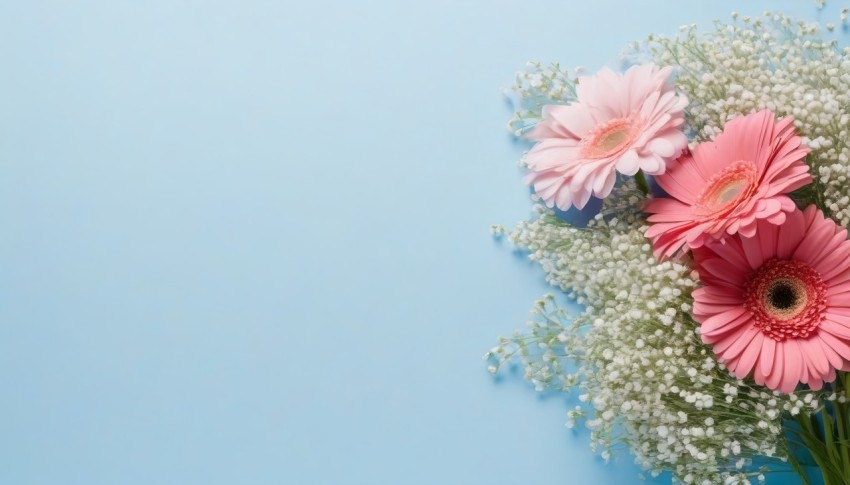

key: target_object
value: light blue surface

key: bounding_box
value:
[0,1,841,484]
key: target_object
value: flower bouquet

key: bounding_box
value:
[487,9,850,485]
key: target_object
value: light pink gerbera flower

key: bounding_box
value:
[526,64,688,210]
[692,206,850,393]
[645,109,811,258]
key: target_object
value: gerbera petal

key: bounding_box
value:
[645,198,698,221]
[544,104,596,138]
[803,337,830,377]
[753,359,767,386]
[592,169,617,198]
[715,325,759,357]
[824,312,850,328]
[615,149,641,176]
[692,300,743,318]
[654,159,701,204]
[756,217,779,259]
[699,307,751,341]
[737,221,758,239]
[776,209,806,259]
[819,331,850,362]
[764,165,812,195]
[829,267,850,288]
[796,341,812,384]
[739,232,766,269]
[732,332,763,379]
[779,341,802,393]
[809,375,825,391]
[526,139,582,171]
[637,153,665,175]
[793,212,835,263]
[696,257,747,287]
[693,285,744,304]
[765,210,786,226]
[814,231,850,279]
[828,307,850,317]
[821,319,850,339]
[759,337,776,377]
[816,336,845,372]
[765,343,784,391]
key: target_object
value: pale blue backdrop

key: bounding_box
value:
[0,1,842,484]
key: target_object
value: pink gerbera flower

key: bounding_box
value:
[645,109,811,258]
[525,64,688,210]
[692,206,850,393]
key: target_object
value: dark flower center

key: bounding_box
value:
[768,281,798,310]
[744,259,826,341]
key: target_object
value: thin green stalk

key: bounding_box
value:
[792,414,845,485]
[787,449,813,485]
[833,393,850,480]
[841,372,850,484]
[821,407,839,467]
[634,170,650,196]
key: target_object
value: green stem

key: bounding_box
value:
[634,170,650,196]
[821,407,838,469]
[841,373,850,483]
[788,453,812,485]
[833,381,850,480]
[792,413,845,485]
[788,379,850,485]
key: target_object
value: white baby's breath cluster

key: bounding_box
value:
[488,187,818,484]
[640,11,850,226]
[506,61,577,137]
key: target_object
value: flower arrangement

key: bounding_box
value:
[487,9,850,485]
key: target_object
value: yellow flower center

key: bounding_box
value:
[694,161,758,216]
[581,118,635,159]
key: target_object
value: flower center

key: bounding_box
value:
[744,259,826,341]
[580,118,635,159]
[694,161,758,216]
[768,280,799,310]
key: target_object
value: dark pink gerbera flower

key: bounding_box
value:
[692,206,850,393]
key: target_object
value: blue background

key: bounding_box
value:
[0,1,842,484]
